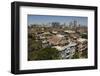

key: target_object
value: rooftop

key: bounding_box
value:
[64,30,75,33]
[77,38,87,42]
[54,42,77,51]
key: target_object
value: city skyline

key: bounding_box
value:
[28,15,88,26]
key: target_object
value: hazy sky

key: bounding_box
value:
[28,15,88,26]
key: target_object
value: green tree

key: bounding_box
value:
[28,32,42,52]
[72,51,79,59]
[28,47,60,60]
[80,33,88,39]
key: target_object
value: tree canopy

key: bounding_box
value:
[28,47,60,60]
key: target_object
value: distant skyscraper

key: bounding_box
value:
[73,20,77,28]
[69,22,73,28]
[78,24,80,27]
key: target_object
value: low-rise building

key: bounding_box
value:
[77,38,87,58]
[53,42,77,59]
[48,34,68,46]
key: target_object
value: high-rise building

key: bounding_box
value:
[73,20,77,28]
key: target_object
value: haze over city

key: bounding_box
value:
[28,15,88,26]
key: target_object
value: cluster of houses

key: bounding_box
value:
[28,25,88,59]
